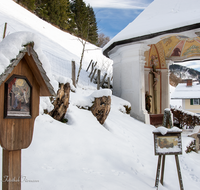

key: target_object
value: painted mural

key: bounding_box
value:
[161,36,200,60]
[145,43,167,69]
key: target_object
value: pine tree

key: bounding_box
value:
[70,0,89,39]
[87,5,98,44]
[35,0,49,21]
[70,0,98,44]
[36,0,74,30]
[18,0,36,11]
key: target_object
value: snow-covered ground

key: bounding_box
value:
[0,1,199,190]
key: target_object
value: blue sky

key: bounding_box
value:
[94,8,143,38]
[84,0,153,38]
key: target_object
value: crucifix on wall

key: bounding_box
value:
[150,55,160,114]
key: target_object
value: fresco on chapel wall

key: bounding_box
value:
[144,44,167,69]
[160,36,200,60]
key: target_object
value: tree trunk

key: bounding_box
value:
[76,41,86,84]
[49,83,70,121]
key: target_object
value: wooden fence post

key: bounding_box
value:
[72,60,76,87]
[97,69,101,90]
[3,22,7,39]
[108,77,110,89]
[89,61,97,77]
[90,68,97,82]
[100,73,107,88]
[86,60,93,72]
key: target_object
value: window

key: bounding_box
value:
[190,98,200,105]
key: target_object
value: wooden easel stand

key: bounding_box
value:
[155,154,184,190]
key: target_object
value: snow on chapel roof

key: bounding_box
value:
[103,0,200,56]
[171,82,200,99]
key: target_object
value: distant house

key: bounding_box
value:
[171,80,200,114]
[103,0,200,124]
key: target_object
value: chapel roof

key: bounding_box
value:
[103,0,200,57]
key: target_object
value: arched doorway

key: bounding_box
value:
[144,35,200,123]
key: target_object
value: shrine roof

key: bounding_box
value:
[0,32,56,96]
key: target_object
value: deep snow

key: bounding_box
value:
[0,1,199,190]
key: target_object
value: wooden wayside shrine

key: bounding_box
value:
[0,43,55,190]
[153,109,184,190]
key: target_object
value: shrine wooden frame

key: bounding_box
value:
[153,132,182,155]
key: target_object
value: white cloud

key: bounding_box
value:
[84,0,150,9]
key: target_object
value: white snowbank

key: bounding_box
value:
[72,89,112,109]
[153,126,182,135]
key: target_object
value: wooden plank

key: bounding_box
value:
[100,73,107,88]
[90,68,97,82]
[3,22,7,39]
[155,155,162,187]
[2,149,21,190]
[175,155,184,190]
[71,61,76,87]
[86,60,93,72]
[108,77,110,89]
[160,155,166,185]
[97,69,101,90]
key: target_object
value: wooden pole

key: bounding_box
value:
[108,77,110,89]
[160,155,166,185]
[100,73,107,88]
[3,23,7,39]
[90,68,97,82]
[155,155,162,187]
[2,149,21,190]
[86,60,93,72]
[97,69,101,90]
[175,155,184,190]
[71,61,76,87]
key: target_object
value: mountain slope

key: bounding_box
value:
[170,64,200,81]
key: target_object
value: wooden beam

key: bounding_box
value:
[2,149,21,190]
[155,155,162,187]
[160,155,166,185]
[71,61,76,87]
[3,23,7,39]
[175,155,184,190]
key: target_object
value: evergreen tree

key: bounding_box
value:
[18,0,36,11]
[70,0,98,44]
[70,0,89,39]
[87,5,98,44]
[35,0,74,30]
[35,0,49,21]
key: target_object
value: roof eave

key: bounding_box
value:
[103,23,200,58]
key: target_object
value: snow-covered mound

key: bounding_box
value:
[0,1,199,190]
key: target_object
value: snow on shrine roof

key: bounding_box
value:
[171,82,200,99]
[0,32,56,95]
[103,0,200,56]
